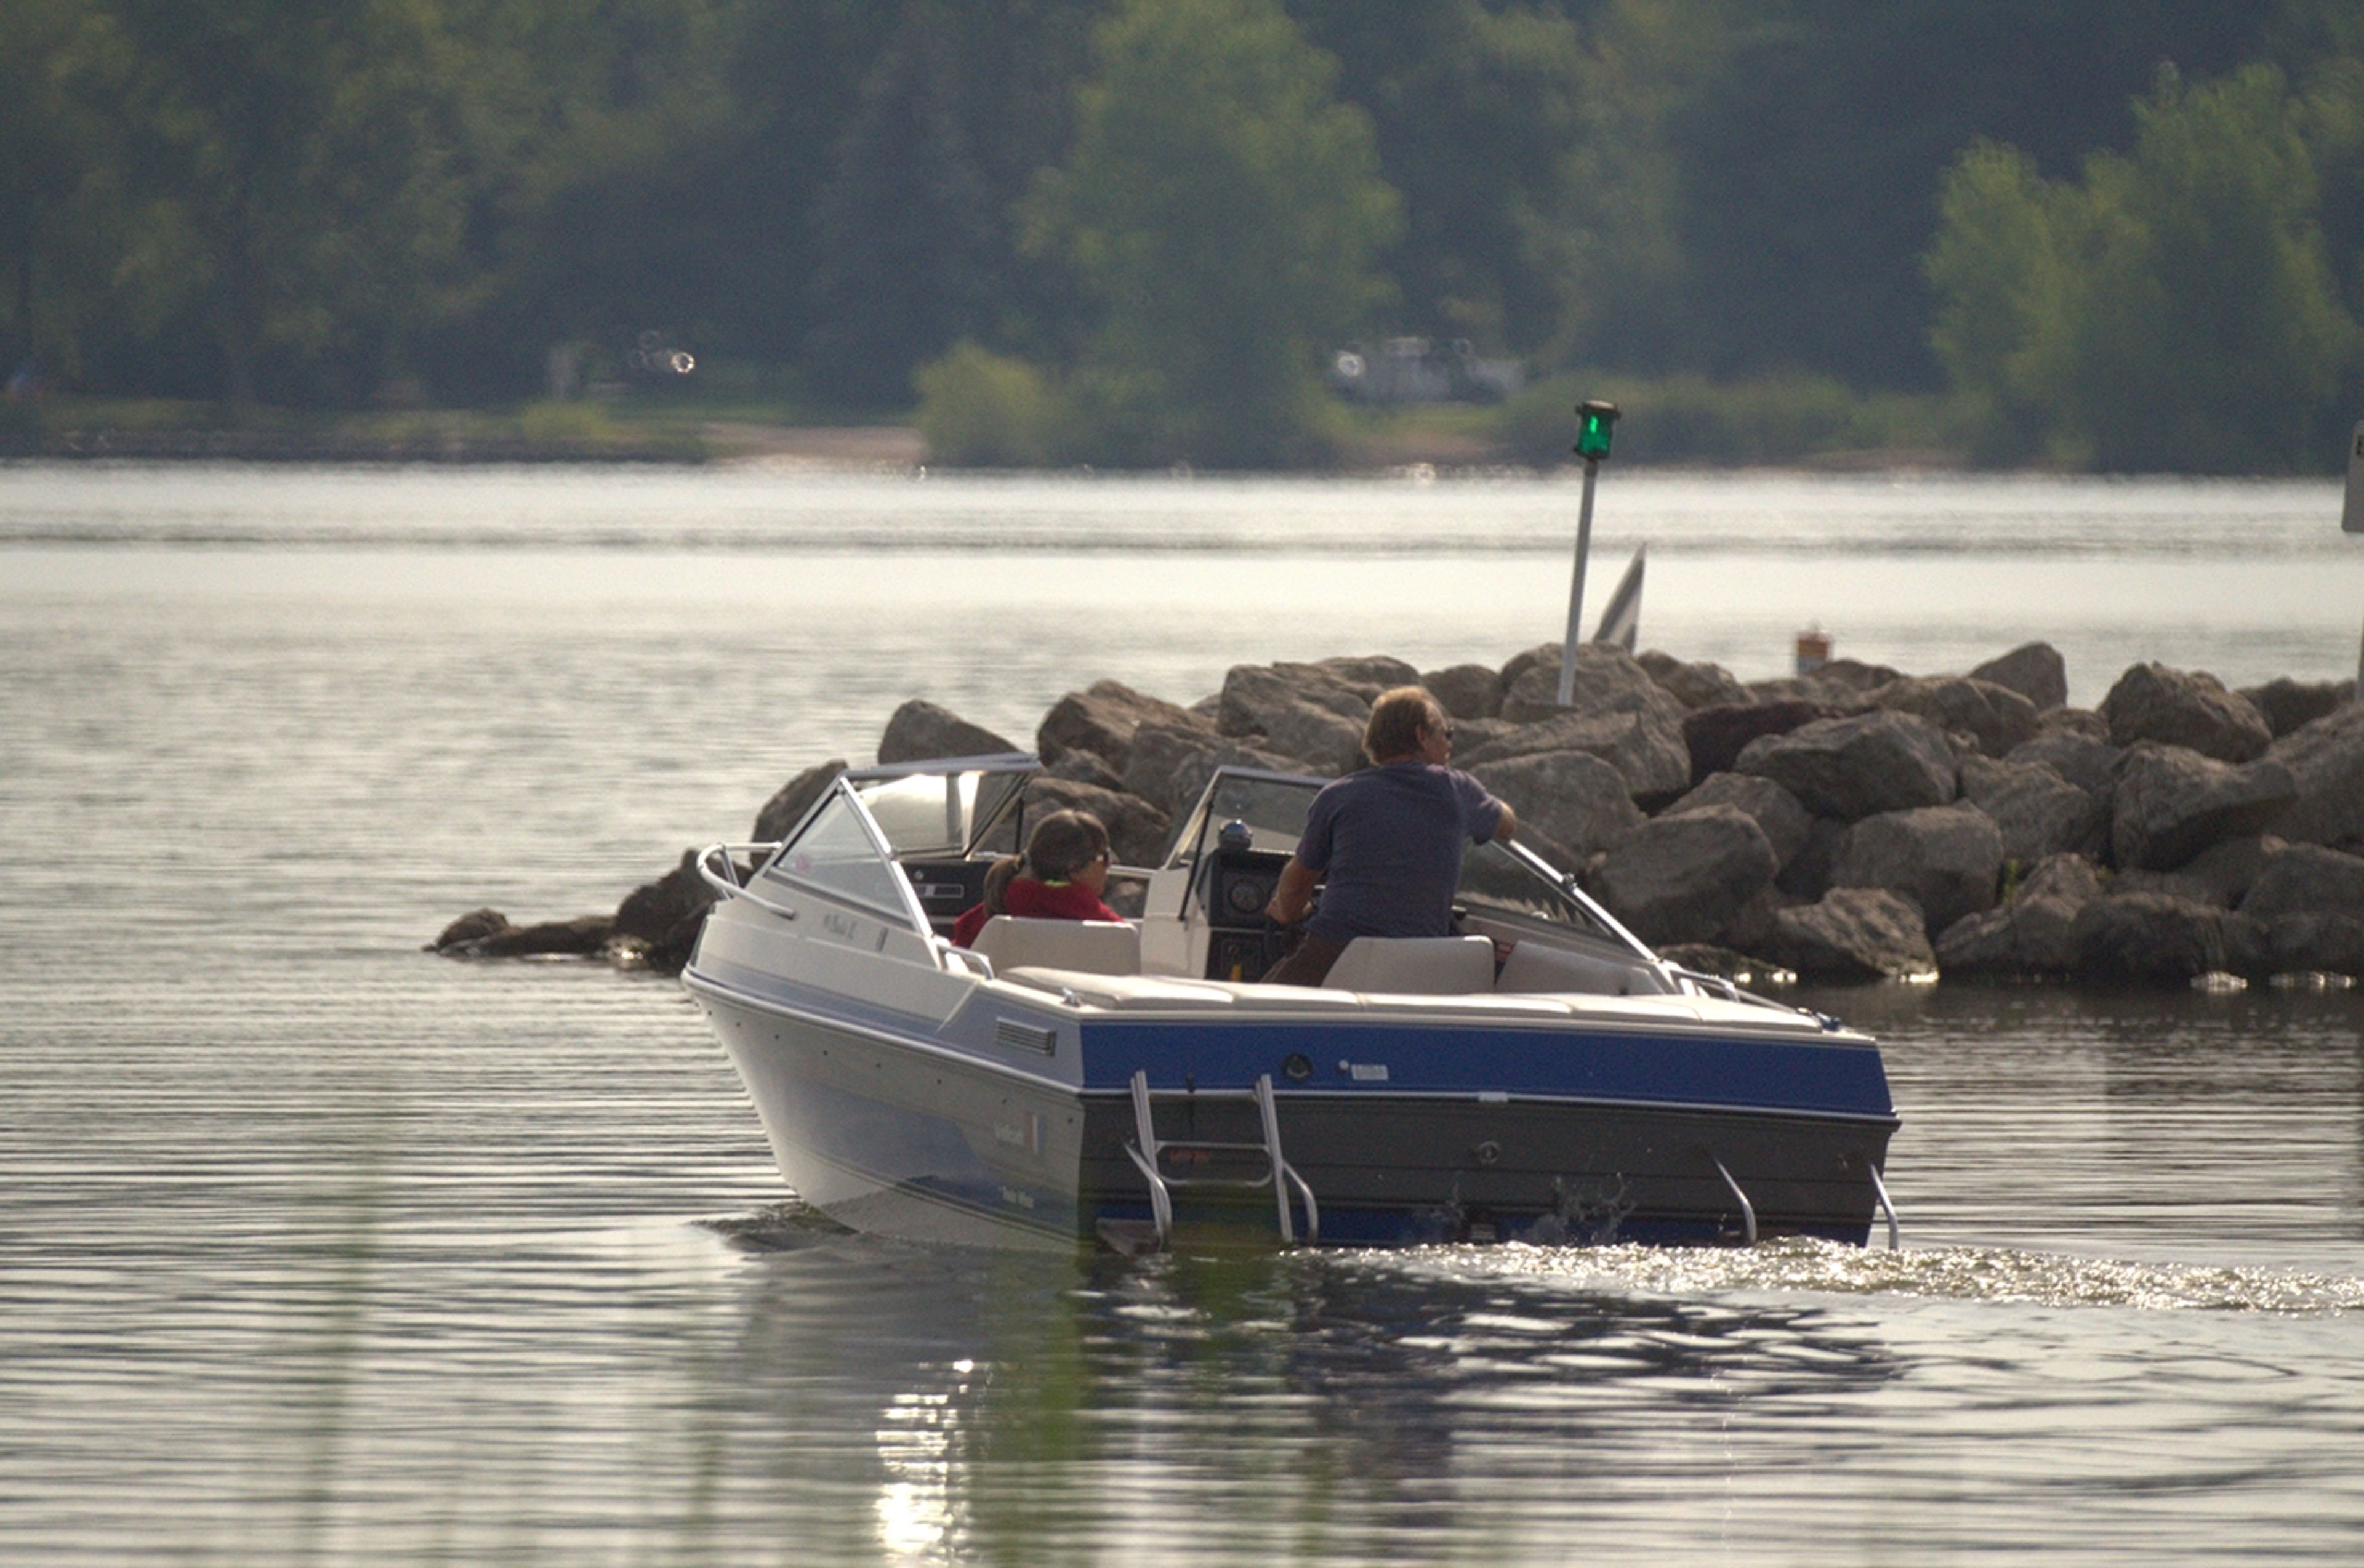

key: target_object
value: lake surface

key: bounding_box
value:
[4,462,2362,1564]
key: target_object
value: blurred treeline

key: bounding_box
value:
[7,0,2364,470]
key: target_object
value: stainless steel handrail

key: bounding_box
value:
[937,941,994,979]
[1868,1163,1902,1252]
[694,843,797,921]
[1710,1154,1758,1246]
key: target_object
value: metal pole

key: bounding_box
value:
[1556,456,1600,708]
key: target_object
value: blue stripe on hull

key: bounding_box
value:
[1080,1018,1895,1120]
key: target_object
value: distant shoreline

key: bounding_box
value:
[0,422,1979,475]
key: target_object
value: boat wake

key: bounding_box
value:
[1395,1236,2364,1314]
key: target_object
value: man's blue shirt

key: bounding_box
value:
[1295,762,1506,943]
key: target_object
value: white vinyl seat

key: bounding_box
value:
[1495,940,1673,997]
[1320,934,1495,995]
[969,916,1140,977]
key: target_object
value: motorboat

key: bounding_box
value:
[683,755,1901,1253]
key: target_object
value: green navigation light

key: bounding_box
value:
[1574,399,1620,462]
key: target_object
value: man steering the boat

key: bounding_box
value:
[1261,686,1516,986]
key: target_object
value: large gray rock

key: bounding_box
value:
[2113,835,2279,909]
[2109,743,2295,871]
[1122,722,1297,825]
[1421,662,1500,721]
[2239,842,2364,924]
[1460,669,1694,801]
[1969,641,2069,711]
[1467,750,1646,861]
[1038,680,1207,772]
[1638,649,1753,710]
[878,699,1016,765]
[1767,656,1908,704]
[1021,777,1172,869]
[1497,642,1686,727]
[752,759,850,842]
[2036,706,2110,741]
[1934,853,2104,976]
[2004,730,2121,797]
[1735,709,1959,821]
[2239,677,2354,739]
[2262,912,2364,976]
[1873,675,2041,758]
[1682,699,1847,785]
[1665,772,1812,869]
[1215,663,1372,773]
[1587,805,1779,948]
[1768,888,1937,981]
[2070,892,2266,984]
[1218,663,1376,731]
[2099,662,2273,763]
[1960,754,2107,866]
[2261,703,2364,853]
[612,848,725,973]
[1311,654,1421,692]
[1775,815,1851,900]
[613,848,720,944]
[1490,643,1563,714]
[1831,802,2004,936]
[441,913,614,959]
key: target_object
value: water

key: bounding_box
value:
[4,462,2362,1565]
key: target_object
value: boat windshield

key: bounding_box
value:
[850,762,1034,858]
[1164,770,1325,867]
[1455,838,1628,942]
[756,786,930,930]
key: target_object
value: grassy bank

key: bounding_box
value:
[4,368,1980,472]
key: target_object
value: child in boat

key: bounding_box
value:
[951,808,1124,946]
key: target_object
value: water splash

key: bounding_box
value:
[1399,1236,2364,1314]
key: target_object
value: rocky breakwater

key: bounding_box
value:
[432,643,2364,989]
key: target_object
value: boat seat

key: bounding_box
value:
[1495,940,1670,997]
[1321,935,1496,995]
[970,916,1140,977]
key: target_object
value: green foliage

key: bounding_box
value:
[1026,0,1400,467]
[1495,371,1962,467]
[804,3,992,405]
[913,341,1057,466]
[1287,1,1587,358]
[11,0,2364,474]
[1927,63,2363,472]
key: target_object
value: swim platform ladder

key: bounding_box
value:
[1124,1069,1319,1247]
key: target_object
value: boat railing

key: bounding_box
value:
[938,942,994,979]
[693,842,801,922]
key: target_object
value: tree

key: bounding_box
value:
[88,0,480,406]
[1287,0,1588,359]
[1026,0,1399,466]
[1611,0,2278,388]
[0,0,107,380]
[804,1,994,406]
[1927,64,2360,472]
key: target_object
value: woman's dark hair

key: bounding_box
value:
[978,854,1023,917]
[1363,685,1442,763]
[1023,809,1110,882]
[980,809,1111,916]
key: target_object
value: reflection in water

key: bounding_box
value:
[699,1213,2364,1565]
[710,1226,1907,1564]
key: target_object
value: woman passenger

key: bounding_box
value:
[951,809,1124,946]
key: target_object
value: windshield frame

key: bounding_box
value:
[839,752,1039,858]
